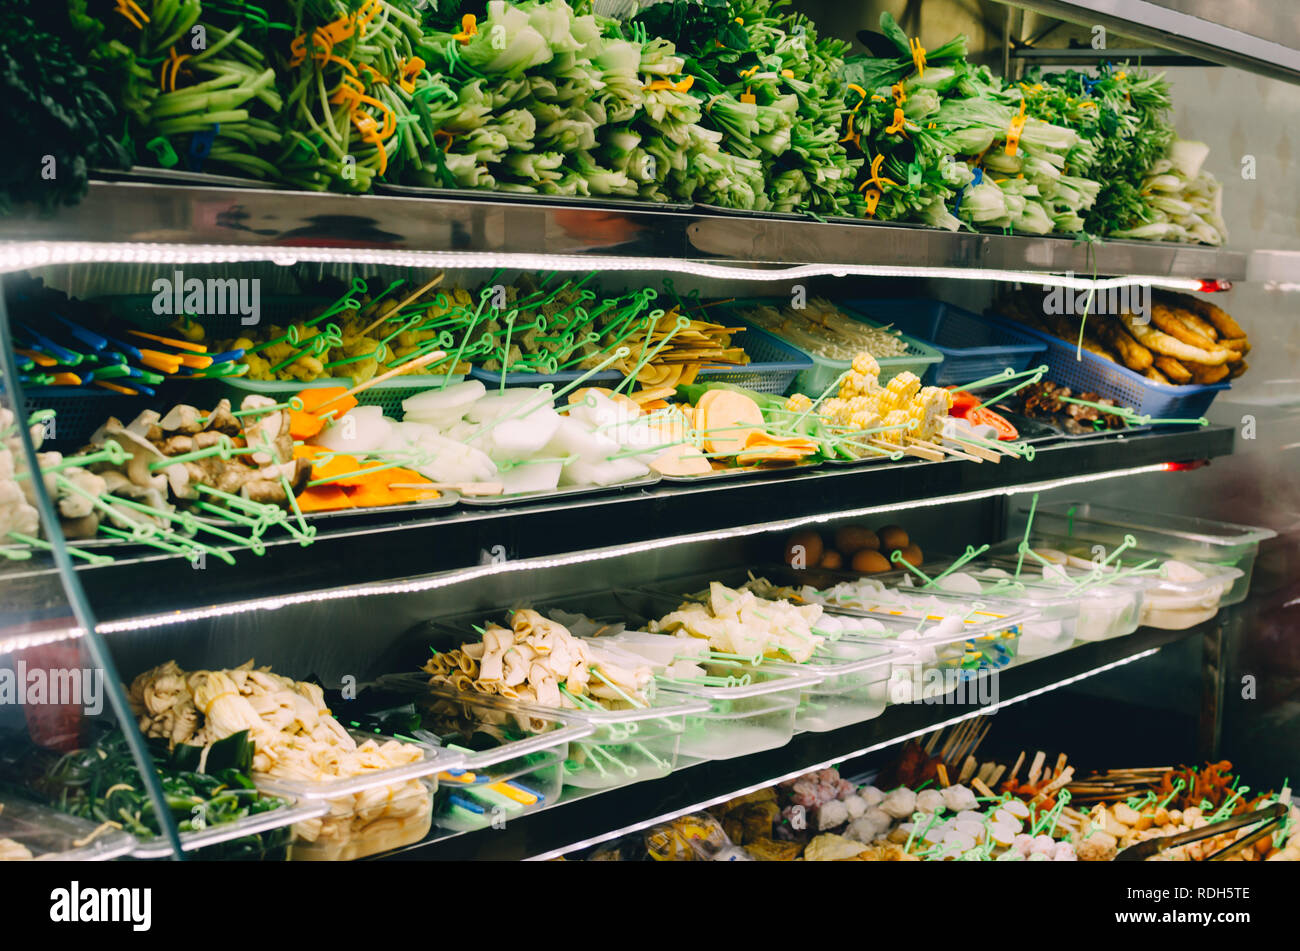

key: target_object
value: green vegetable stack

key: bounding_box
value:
[1,1,130,212]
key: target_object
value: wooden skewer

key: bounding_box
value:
[389,481,504,497]
[910,437,981,462]
[1007,751,1026,784]
[1027,750,1047,785]
[315,350,447,410]
[869,438,945,461]
[1031,766,1075,805]
[986,763,1006,789]
[942,436,1002,463]
[936,763,951,788]
[972,777,997,799]
[958,755,978,784]
[923,730,942,755]
[967,718,994,760]
[356,272,446,338]
[976,761,998,785]
[1052,751,1069,779]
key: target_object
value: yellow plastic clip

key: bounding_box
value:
[891,82,907,106]
[867,153,900,190]
[885,107,907,135]
[909,37,927,77]
[113,0,149,29]
[861,186,882,216]
[453,13,479,43]
[847,83,868,113]
[740,90,756,104]
[1005,100,1027,157]
[488,782,538,805]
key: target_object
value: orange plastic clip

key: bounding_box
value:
[453,14,478,43]
[113,0,149,29]
[861,186,882,216]
[885,107,907,135]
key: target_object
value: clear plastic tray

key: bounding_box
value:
[962,564,1142,644]
[130,797,329,860]
[990,533,1241,630]
[657,662,819,758]
[254,730,459,862]
[628,583,899,731]
[1032,501,1275,606]
[389,616,708,790]
[0,797,137,861]
[367,678,592,831]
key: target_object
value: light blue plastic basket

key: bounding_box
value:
[846,298,1047,386]
[975,312,1230,418]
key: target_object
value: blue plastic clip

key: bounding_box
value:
[188,124,219,172]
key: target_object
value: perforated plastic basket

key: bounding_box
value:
[468,318,811,395]
[975,312,1231,419]
[18,387,145,449]
[722,298,942,395]
[217,374,466,418]
[847,298,1047,386]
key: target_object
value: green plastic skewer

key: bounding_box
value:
[1015,493,1040,579]
[6,531,113,566]
[971,365,1049,412]
[14,440,131,480]
[926,544,991,589]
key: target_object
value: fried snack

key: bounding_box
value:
[1220,336,1251,355]
[1229,359,1249,379]
[746,837,804,861]
[1180,294,1247,339]
[1124,317,1233,365]
[1094,318,1153,372]
[1144,365,1171,384]
[1178,308,1220,342]
[1153,356,1193,383]
[1188,362,1230,384]
[1150,304,1220,352]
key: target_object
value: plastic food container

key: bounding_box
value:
[963,565,1143,644]
[368,678,591,831]
[764,639,894,732]
[985,535,1238,632]
[630,583,898,731]
[1032,501,1275,606]
[129,796,328,860]
[658,662,818,760]
[0,797,137,861]
[254,731,458,862]
[975,311,1231,419]
[845,298,1046,386]
[718,298,942,393]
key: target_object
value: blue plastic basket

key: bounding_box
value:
[19,388,148,449]
[846,298,1047,386]
[975,312,1231,419]
[468,319,811,395]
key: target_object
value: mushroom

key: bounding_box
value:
[56,468,107,519]
[158,434,195,456]
[163,463,196,501]
[204,399,240,435]
[159,404,204,434]
[125,409,162,439]
[61,513,101,539]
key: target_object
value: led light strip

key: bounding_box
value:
[81,461,1171,637]
[0,240,1207,292]
[526,648,1160,861]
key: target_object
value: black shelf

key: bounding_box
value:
[40,424,1232,627]
[379,623,1201,860]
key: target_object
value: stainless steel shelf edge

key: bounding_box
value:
[1001,0,1300,85]
[0,182,1247,279]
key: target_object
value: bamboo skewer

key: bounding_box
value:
[315,350,448,410]
[356,272,446,339]
[870,438,945,461]
[909,437,981,462]
[942,436,1003,462]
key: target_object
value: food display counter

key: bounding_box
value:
[0,0,1296,892]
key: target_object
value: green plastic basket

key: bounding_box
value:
[721,298,944,395]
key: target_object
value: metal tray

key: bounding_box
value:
[93,166,287,191]
[376,183,693,212]
[658,461,823,484]
[458,473,661,506]
[692,202,819,222]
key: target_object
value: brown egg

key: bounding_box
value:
[819,550,844,571]
[851,549,893,574]
[899,543,924,566]
[784,531,823,568]
[878,525,909,552]
[834,525,880,556]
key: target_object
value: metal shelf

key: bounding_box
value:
[1001,0,1300,85]
[376,623,1200,861]
[39,424,1233,629]
[0,180,1247,280]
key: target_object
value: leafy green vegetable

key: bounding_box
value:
[0,0,130,212]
